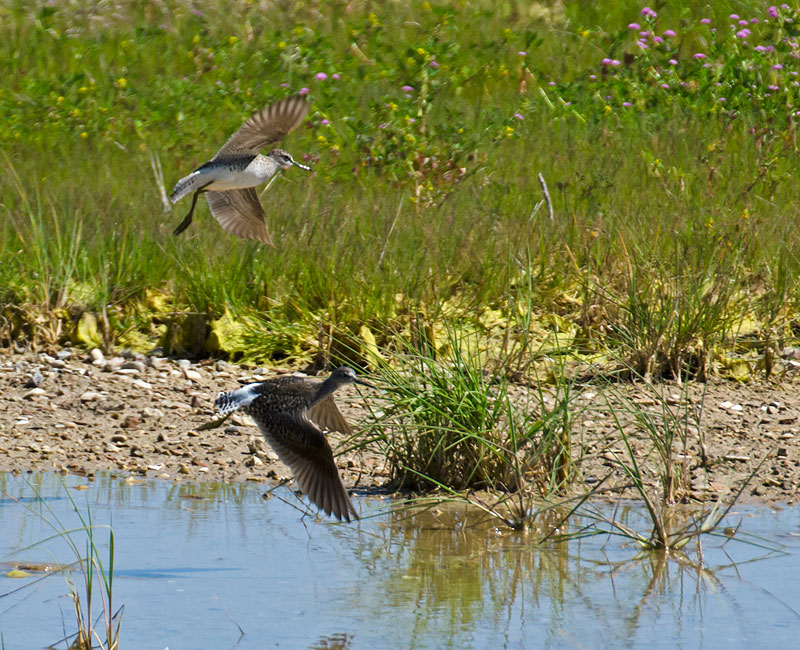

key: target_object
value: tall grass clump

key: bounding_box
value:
[357,323,578,523]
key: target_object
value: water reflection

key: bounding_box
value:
[0,473,798,649]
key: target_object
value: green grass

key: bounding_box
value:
[2,0,800,376]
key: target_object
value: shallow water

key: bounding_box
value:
[0,473,798,650]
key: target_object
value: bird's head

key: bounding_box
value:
[327,366,376,390]
[270,148,311,171]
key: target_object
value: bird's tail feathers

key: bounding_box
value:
[169,171,204,203]
[215,383,261,415]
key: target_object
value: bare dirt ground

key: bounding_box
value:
[0,349,798,505]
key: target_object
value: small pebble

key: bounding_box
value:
[24,371,44,388]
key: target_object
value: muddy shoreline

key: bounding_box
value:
[1,349,798,506]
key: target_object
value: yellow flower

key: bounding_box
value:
[422,2,431,10]
[56,96,64,103]
[416,47,426,56]
[741,208,749,220]
[317,135,327,144]
[505,126,514,137]
[604,104,612,113]
[278,41,286,49]
[457,128,464,134]
[79,86,88,94]
[192,34,200,44]
[388,102,398,111]
[117,77,127,89]
[580,29,590,38]
[80,131,88,139]
[228,36,238,45]
[404,133,416,143]
[368,12,380,26]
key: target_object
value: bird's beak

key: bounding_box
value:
[293,160,311,171]
[354,378,378,390]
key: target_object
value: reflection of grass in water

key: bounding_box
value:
[1,479,122,650]
[378,503,571,641]
[376,500,789,648]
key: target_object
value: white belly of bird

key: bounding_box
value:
[202,158,275,191]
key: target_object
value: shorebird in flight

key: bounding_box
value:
[214,367,376,522]
[170,94,310,244]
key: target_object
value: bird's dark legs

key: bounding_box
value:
[173,182,212,236]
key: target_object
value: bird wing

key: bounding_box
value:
[205,188,273,245]
[213,94,309,158]
[308,395,352,435]
[262,411,358,522]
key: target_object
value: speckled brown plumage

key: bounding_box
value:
[215,367,375,522]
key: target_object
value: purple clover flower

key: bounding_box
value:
[320,118,330,126]
[736,28,751,38]
[693,53,706,59]
[641,7,657,17]
[773,63,784,69]
[729,13,740,20]
[769,6,779,17]
[628,22,641,30]
[669,58,678,65]
[315,72,328,81]
[430,60,439,68]
[700,18,711,24]
[513,113,524,120]
[623,101,632,106]
[518,51,527,56]
[401,85,414,92]
[299,87,309,95]
[332,73,340,80]
[738,19,749,26]
[663,29,677,37]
